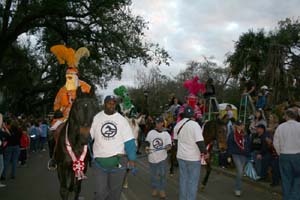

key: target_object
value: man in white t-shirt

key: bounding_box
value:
[90,95,136,200]
[145,116,171,199]
[273,109,300,200]
[173,106,208,200]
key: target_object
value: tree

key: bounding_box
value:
[0,0,170,115]
[225,29,270,82]
[130,67,176,116]
[226,18,300,104]
[266,18,300,103]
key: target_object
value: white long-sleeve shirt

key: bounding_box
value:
[273,120,300,155]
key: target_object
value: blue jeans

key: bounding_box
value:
[30,137,38,152]
[254,152,272,178]
[279,153,300,200]
[218,151,228,167]
[149,159,167,191]
[271,157,280,185]
[2,145,20,178]
[177,159,201,200]
[39,136,47,150]
[232,154,247,191]
[94,156,128,200]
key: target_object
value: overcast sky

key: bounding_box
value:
[101,0,300,97]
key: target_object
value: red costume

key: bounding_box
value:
[177,76,206,122]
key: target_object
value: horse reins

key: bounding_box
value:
[65,123,88,180]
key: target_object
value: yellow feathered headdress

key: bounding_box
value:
[50,45,90,73]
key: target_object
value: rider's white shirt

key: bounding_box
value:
[90,111,134,158]
[173,118,204,161]
[146,129,171,163]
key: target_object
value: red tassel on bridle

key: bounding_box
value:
[65,123,88,180]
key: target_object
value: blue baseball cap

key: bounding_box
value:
[104,95,117,103]
[255,124,266,130]
[155,116,164,124]
[183,106,194,118]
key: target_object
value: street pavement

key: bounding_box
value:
[0,150,282,200]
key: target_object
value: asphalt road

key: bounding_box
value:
[0,150,282,200]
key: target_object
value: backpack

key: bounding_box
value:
[20,132,30,148]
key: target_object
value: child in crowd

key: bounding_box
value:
[145,116,172,199]
[19,126,30,166]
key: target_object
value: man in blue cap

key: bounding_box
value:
[173,106,207,200]
[90,95,136,200]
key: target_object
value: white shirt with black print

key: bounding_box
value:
[90,111,134,158]
[146,129,171,163]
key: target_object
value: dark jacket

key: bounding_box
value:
[227,131,251,157]
[250,131,271,155]
[7,128,22,147]
[0,129,8,154]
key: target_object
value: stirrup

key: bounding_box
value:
[47,159,57,171]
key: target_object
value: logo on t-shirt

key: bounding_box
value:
[101,122,117,139]
[152,138,163,150]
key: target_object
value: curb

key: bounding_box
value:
[212,166,282,195]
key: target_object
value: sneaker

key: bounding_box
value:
[152,189,158,197]
[0,183,6,187]
[123,181,128,189]
[159,191,166,199]
[235,190,241,197]
[42,149,46,152]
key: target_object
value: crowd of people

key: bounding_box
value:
[0,59,299,200]
[0,113,50,187]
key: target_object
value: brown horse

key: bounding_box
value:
[200,118,228,190]
[54,88,99,200]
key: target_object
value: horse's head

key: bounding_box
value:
[202,119,227,151]
[69,87,99,144]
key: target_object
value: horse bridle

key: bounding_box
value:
[65,123,88,180]
[76,98,95,136]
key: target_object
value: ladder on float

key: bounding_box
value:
[204,97,220,121]
[238,93,256,124]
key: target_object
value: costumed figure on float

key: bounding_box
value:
[48,44,91,170]
[113,85,137,117]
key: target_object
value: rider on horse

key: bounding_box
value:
[48,45,91,169]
